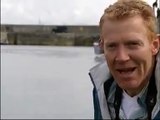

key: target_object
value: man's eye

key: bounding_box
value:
[105,44,117,50]
[128,42,139,46]
[107,44,116,48]
[132,43,138,45]
[126,42,141,49]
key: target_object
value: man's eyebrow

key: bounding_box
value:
[125,39,144,44]
[105,41,117,45]
[104,42,119,48]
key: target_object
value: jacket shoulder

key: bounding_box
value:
[89,61,110,90]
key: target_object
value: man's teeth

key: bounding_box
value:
[119,70,133,74]
[118,68,135,74]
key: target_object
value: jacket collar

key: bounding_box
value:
[89,61,110,90]
[155,52,160,101]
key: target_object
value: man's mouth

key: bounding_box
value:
[116,67,136,75]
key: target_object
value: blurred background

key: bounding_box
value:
[1,0,159,119]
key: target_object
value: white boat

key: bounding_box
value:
[93,40,104,55]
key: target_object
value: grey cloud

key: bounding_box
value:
[1,0,153,25]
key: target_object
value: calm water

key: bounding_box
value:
[1,45,104,119]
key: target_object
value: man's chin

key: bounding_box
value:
[116,79,139,90]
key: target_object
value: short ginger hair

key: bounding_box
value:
[99,0,158,40]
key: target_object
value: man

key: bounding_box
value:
[89,0,160,119]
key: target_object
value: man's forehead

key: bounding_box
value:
[101,16,147,34]
[102,15,144,27]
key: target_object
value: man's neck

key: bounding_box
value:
[124,81,149,97]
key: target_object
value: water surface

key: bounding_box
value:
[1,45,100,119]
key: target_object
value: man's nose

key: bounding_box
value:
[115,47,130,63]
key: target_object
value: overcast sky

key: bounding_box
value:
[1,0,155,25]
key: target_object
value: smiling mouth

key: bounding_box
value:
[116,67,136,75]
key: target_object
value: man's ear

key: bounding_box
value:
[99,36,104,50]
[151,35,160,55]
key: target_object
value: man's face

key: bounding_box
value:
[101,16,159,95]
